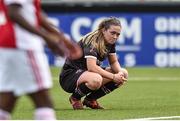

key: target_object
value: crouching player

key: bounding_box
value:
[59,17,128,110]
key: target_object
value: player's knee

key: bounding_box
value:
[89,74,103,90]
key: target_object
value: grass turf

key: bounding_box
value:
[12,67,180,120]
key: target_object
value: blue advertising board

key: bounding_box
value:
[46,13,180,67]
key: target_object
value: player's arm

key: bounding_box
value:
[86,57,123,83]
[39,12,74,48]
[108,54,121,73]
[108,54,128,81]
[7,4,47,39]
[7,4,68,57]
[87,57,113,80]
[39,13,82,59]
[39,12,60,34]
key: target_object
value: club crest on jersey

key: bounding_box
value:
[90,47,94,53]
[76,69,83,74]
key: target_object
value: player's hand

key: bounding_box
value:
[118,71,128,82]
[43,33,69,57]
[57,33,82,60]
[43,33,82,59]
[113,73,124,84]
[113,72,127,85]
[65,41,82,60]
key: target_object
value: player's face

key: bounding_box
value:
[103,25,121,44]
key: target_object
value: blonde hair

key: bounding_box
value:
[81,17,121,57]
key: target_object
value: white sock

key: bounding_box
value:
[34,107,56,120]
[0,109,11,120]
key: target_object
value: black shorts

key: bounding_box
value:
[59,67,85,93]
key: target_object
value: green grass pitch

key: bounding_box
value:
[12,67,180,120]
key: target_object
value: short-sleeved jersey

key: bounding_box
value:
[0,0,44,51]
[63,40,116,70]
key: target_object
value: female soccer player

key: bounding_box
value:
[59,17,128,110]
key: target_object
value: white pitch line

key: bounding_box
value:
[129,77,180,81]
[126,116,180,120]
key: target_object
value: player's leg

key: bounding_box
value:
[28,89,56,120]
[0,92,17,120]
[83,67,128,109]
[69,71,103,109]
[24,51,56,119]
[0,49,18,119]
[83,81,120,109]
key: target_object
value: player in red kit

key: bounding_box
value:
[0,0,82,119]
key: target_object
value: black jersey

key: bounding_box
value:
[63,41,116,71]
[60,41,116,93]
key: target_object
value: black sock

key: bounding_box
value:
[86,81,119,100]
[72,83,92,100]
